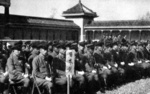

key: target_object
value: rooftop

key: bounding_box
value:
[0,14,79,29]
[85,20,150,27]
[62,0,97,17]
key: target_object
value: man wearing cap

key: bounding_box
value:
[32,42,53,94]
[52,44,68,93]
[125,42,141,81]
[0,49,9,94]
[28,42,40,75]
[83,44,100,94]
[69,43,86,94]
[93,42,111,92]
[143,43,150,60]
[7,44,30,94]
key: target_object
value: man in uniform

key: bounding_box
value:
[32,42,53,94]
[0,44,9,94]
[7,43,30,94]
[28,42,40,75]
[93,42,111,92]
[52,44,67,93]
[83,44,100,94]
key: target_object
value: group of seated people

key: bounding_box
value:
[0,37,150,94]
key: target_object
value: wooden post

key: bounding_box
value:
[67,75,70,94]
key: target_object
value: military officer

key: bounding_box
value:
[32,42,53,94]
[7,43,30,94]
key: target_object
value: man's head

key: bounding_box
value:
[95,42,104,53]
[12,45,21,56]
[78,42,85,51]
[86,44,94,54]
[39,43,48,56]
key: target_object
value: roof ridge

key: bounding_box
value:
[82,4,94,14]
[78,1,84,13]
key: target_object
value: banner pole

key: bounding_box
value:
[67,75,70,94]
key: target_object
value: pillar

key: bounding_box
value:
[101,30,103,40]
[110,30,112,36]
[85,30,87,41]
[139,30,142,41]
[119,30,122,34]
[129,30,132,41]
[93,30,95,41]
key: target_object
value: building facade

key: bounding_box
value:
[0,14,80,41]
[63,1,150,42]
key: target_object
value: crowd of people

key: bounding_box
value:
[1,35,150,94]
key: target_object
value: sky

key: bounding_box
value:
[0,0,150,21]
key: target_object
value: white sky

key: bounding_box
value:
[0,0,150,21]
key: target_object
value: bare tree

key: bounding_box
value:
[49,8,57,18]
[139,12,150,21]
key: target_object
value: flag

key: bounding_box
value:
[0,0,10,7]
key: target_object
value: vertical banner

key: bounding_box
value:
[0,0,10,7]
[65,50,75,77]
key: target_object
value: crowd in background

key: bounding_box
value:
[0,35,150,94]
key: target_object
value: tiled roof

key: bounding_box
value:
[0,14,80,29]
[85,20,150,26]
[63,1,97,17]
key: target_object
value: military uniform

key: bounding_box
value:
[7,50,30,94]
[28,48,39,74]
[0,50,9,94]
[32,49,53,94]
[52,54,67,93]
[83,44,100,94]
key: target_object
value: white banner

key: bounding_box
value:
[65,50,75,77]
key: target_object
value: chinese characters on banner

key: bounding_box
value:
[65,50,75,78]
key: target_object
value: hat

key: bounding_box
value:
[65,42,71,48]
[56,44,66,49]
[52,43,58,47]
[30,42,39,49]
[87,44,94,50]
[14,41,22,46]
[130,41,137,46]
[79,42,85,47]
[48,41,53,46]
[12,45,21,51]
[70,43,78,50]
[39,42,48,50]
[95,42,104,47]
[112,42,118,47]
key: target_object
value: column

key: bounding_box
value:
[110,30,112,36]
[85,30,87,41]
[101,30,103,40]
[119,30,122,35]
[139,30,142,41]
[129,30,132,42]
[93,30,95,41]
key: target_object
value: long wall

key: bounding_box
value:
[85,28,150,41]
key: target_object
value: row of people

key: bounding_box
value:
[0,40,150,94]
